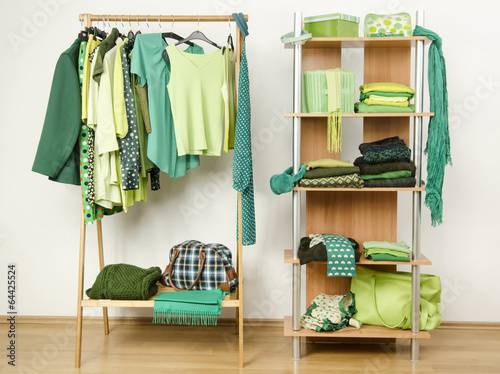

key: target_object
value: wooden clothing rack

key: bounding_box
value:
[75,13,248,369]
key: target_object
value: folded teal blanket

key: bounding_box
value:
[355,102,415,113]
[303,166,361,179]
[363,177,416,188]
[153,289,227,326]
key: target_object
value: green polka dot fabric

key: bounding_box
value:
[300,292,361,332]
[364,13,412,37]
[78,39,122,224]
[232,41,256,246]
[322,234,356,277]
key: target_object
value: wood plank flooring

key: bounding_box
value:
[1,319,499,373]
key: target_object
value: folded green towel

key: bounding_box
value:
[153,289,228,326]
[355,102,415,113]
[363,240,411,253]
[86,264,161,300]
[361,170,412,180]
[359,82,415,95]
[363,177,416,188]
[364,247,411,257]
[360,91,414,101]
[369,253,410,262]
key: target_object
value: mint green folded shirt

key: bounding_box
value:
[363,240,411,253]
[364,247,410,258]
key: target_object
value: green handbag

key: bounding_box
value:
[350,266,442,330]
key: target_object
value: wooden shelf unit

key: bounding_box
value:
[286,12,430,362]
[283,249,432,266]
[285,112,434,118]
[284,316,430,339]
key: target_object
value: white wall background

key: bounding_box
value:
[0,0,498,323]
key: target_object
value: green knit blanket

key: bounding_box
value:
[363,177,416,188]
[363,146,411,164]
[302,166,360,179]
[153,289,227,326]
[86,264,161,300]
[299,174,364,188]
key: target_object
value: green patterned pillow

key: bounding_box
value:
[364,13,412,37]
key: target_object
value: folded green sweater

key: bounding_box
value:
[303,166,360,179]
[299,174,364,188]
[363,177,416,188]
[360,91,414,101]
[86,264,161,300]
[355,102,415,113]
[361,170,412,180]
[354,159,416,177]
[359,82,415,95]
[363,240,411,253]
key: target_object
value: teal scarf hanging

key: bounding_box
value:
[413,25,452,226]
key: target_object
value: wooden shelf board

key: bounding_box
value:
[299,36,429,49]
[284,112,434,118]
[284,249,431,266]
[294,186,425,192]
[284,316,430,338]
[82,285,240,308]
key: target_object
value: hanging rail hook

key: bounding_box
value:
[128,15,131,28]
[146,15,149,28]
[121,15,124,28]
[172,15,175,28]
[158,15,161,28]
[197,15,200,30]
[102,14,105,30]
[137,15,139,28]
[107,14,111,29]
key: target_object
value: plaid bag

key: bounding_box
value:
[160,240,239,292]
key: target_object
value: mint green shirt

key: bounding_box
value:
[130,34,203,178]
[166,45,225,156]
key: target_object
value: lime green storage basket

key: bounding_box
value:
[304,13,360,37]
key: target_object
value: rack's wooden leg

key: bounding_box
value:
[75,210,86,368]
[96,220,109,335]
[238,304,243,368]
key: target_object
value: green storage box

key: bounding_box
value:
[304,13,360,37]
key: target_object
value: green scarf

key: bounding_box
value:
[153,289,227,326]
[413,26,452,226]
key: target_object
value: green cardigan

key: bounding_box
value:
[32,38,82,185]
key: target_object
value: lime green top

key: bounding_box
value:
[166,45,225,156]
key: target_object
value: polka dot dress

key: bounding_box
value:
[232,42,256,246]
[78,38,122,224]
[119,37,141,190]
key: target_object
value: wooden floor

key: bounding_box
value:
[1,319,500,373]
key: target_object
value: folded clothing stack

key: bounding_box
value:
[354,136,416,188]
[299,158,364,188]
[363,240,411,262]
[354,82,415,113]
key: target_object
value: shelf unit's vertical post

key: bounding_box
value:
[291,11,303,361]
[411,9,425,363]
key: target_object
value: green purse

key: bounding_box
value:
[350,266,442,330]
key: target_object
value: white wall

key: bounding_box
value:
[0,0,498,322]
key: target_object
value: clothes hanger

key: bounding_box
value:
[175,15,221,49]
[222,16,234,55]
[162,15,194,47]
[127,15,135,39]
[78,18,88,41]
[135,15,142,36]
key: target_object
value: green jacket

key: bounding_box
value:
[32,38,82,185]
